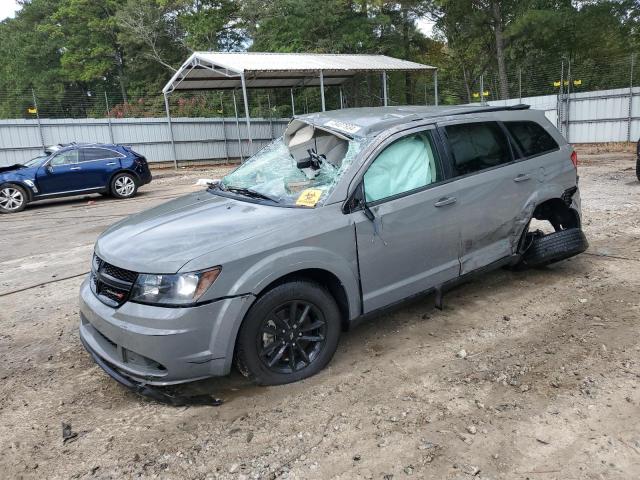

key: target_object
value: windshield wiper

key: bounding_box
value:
[222,185,280,203]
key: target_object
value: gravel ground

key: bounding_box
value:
[0,154,639,479]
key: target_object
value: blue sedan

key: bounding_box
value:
[0,143,152,213]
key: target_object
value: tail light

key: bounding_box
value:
[570,150,578,168]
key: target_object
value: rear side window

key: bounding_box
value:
[505,121,559,157]
[444,122,512,176]
[81,148,120,162]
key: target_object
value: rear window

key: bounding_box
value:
[445,122,512,177]
[504,121,558,158]
[81,148,120,162]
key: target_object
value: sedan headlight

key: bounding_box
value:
[130,267,221,306]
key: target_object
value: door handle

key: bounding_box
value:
[434,196,457,207]
[513,174,531,182]
[70,167,81,171]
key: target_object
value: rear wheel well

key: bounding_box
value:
[254,269,351,331]
[532,198,580,231]
[109,169,140,188]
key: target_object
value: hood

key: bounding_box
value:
[95,191,295,273]
[0,164,25,175]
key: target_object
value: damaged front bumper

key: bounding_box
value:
[78,277,252,386]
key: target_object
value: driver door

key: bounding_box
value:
[352,127,461,313]
[36,149,81,195]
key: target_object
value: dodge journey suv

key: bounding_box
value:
[79,105,587,388]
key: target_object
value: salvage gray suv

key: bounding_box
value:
[79,105,587,388]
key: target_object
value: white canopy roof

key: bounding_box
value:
[163,52,436,93]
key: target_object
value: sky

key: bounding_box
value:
[0,0,20,21]
[0,1,436,37]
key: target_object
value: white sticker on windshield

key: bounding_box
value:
[324,120,361,134]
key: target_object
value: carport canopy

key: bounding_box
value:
[161,52,438,160]
[163,52,435,93]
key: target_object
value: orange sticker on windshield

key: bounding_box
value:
[296,189,323,207]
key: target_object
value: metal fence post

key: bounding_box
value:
[557,60,564,132]
[267,93,274,140]
[31,88,45,149]
[382,71,388,106]
[290,88,296,116]
[628,53,635,142]
[480,74,484,105]
[220,93,229,162]
[232,90,243,162]
[518,68,522,103]
[163,93,178,169]
[433,69,439,106]
[319,70,326,111]
[104,92,114,144]
[566,59,571,142]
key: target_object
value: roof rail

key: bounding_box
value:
[450,104,531,116]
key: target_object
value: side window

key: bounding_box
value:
[49,150,79,166]
[364,132,441,203]
[81,148,118,162]
[504,121,559,158]
[444,122,512,177]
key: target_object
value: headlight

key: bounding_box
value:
[130,267,221,306]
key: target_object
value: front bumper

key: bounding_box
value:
[79,277,253,385]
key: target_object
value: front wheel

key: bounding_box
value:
[0,184,28,213]
[235,280,341,385]
[110,173,138,199]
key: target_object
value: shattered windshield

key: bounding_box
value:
[218,128,368,208]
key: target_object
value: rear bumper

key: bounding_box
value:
[79,277,253,386]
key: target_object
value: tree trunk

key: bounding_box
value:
[491,1,509,100]
[116,49,128,103]
[462,64,472,103]
[402,6,413,104]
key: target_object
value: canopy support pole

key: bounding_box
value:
[434,69,439,106]
[319,70,326,111]
[290,88,296,116]
[339,87,344,109]
[382,71,388,106]
[232,90,243,162]
[240,72,252,155]
[163,93,178,169]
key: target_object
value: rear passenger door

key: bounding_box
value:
[439,121,535,274]
[79,147,123,188]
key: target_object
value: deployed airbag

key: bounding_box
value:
[364,135,435,202]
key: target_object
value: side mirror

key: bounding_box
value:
[45,164,54,173]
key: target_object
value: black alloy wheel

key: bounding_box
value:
[235,280,341,385]
[257,300,327,374]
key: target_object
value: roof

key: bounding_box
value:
[163,52,435,93]
[295,104,532,137]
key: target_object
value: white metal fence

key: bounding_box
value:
[0,116,289,167]
[2,85,639,167]
[486,86,640,144]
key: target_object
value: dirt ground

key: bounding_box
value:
[1,154,639,480]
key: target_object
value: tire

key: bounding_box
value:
[0,184,28,214]
[521,228,588,268]
[235,279,341,386]
[110,172,138,199]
